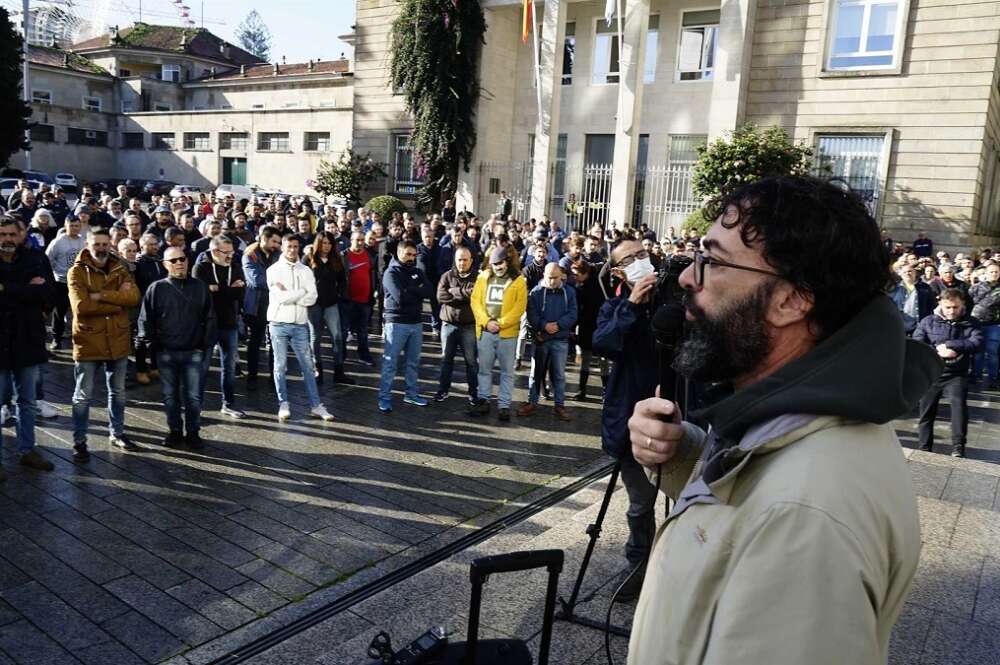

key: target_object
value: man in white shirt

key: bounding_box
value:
[267,234,334,422]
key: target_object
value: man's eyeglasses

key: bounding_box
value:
[164,256,187,264]
[692,250,782,287]
[615,250,649,268]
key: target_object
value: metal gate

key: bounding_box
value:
[476,161,532,220]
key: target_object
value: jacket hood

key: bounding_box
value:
[692,294,943,445]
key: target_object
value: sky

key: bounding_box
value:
[5,0,357,64]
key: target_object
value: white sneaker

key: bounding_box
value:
[37,400,59,419]
[277,402,291,421]
[310,404,335,421]
[0,404,12,424]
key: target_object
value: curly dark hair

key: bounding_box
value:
[702,175,891,340]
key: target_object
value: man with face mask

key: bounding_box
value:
[624,177,938,664]
[435,246,479,403]
[67,228,141,459]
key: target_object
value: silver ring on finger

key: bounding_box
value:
[645,436,654,450]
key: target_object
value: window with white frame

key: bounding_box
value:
[257,132,289,152]
[592,19,620,85]
[220,132,249,150]
[393,134,421,194]
[151,132,175,150]
[153,102,172,111]
[815,134,885,212]
[304,132,331,152]
[562,22,575,85]
[677,9,720,81]
[32,90,51,105]
[183,132,210,151]
[161,64,181,82]
[644,15,659,84]
[121,100,135,113]
[827,0,902,70]
[83,96,101,112]
[668,134,707,163]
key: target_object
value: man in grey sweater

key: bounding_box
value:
[44,215,84,350]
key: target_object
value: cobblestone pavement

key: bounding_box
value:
[2,329,999,664]
[0,330,606,664]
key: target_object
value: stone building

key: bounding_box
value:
[351,0,1000,249]
[9,23,354,195]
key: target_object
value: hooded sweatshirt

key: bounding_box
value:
[382,257,433,325]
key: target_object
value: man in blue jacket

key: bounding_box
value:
[242,226,280,386]
[913,287,983,457]
[378,241,434,412]
[517,263,577,421]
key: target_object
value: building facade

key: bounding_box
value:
[9,23,354,196]
[351,0,1000,250]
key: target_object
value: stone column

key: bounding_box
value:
[607,0,651,230]
[528,0,568,222]
[707,0,756,140]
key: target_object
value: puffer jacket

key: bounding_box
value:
[67,249,139,361]
[970,280,1000,324]
[913,309,983,376]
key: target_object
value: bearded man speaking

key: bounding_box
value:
[626,176,941,665]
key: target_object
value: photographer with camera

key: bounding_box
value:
[591,238,662,601]
[625,176,939,665]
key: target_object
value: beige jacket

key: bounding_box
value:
[628,415,921,665]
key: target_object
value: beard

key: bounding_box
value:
[672,280,777,383]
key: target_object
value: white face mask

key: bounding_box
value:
[623,257,655,283]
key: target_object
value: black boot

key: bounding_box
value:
[333,365,356,385]
[315,362,324,386]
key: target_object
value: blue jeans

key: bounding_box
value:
[308,304,343,368]
[973,323,1000,381]
[438,322,478,397]
[201,327,239,408]
[157,350,204,435]
[379,322,423,401]
[528,339,568,407]
[477,332,516,408]
[72,358,127,443]
[269,322,321,408]
[340,300,373,363]
[0,365,38,453]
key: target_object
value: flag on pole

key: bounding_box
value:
[522,0,533,43]
[604,0,616,25]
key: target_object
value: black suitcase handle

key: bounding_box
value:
[465,549,564,665]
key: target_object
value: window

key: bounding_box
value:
[220,132,249,150]
[32,90,51,105]
[29,124,55,142]
[592,19,620,85]
[827,0,902,70]
[304,132,331,152]
[678,9,720,81]
[161,64,181,82]
[83,96,102,112]
[553,133,568,198]
[562,22,575,85]
[152,132,176,150]
[815,134,885,213]
[121,100,135,113]
[66,128,107,146]
[118,68,132,77]
[393,134,422,194]
[257,132,290,152]
[585,134,615,164]
[183,132,210,151]
[645,15,659,84]
[981,142,1000,236]
[153,102,172,112]
[122,132,144,149]
[668,134,707,163]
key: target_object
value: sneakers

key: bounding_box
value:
[572,389,587,401]
[185,432,205,450]
[135,372,151,385]
[403,395,429,407]
[951,444,966,458]
[19,449,54,471]
[72,443,90,463]
[220,405,246,419]
[434,390,449,403]
[0,404,13,425]
[378,399,393,413]
[554,405,571,421]
[109,435,139,451]
[517,403,537,417]
[310,405,336,421]
[469,399,490,417]
[48,338,62,351]
[360,356,377,368]
[36,401,59,419]
[163,431,185,449]
[277,402,292,421]
[498,407,511,422]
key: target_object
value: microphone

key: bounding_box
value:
[651,302,686,404]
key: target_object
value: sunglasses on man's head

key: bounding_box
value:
[164,256,187,264]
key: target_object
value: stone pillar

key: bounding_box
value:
[528,0,568,222]
[607,0,650,231]
[707,0,756,140]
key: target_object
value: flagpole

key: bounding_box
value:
[531,0,542,124]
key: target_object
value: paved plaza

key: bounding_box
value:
[0,330,998,664]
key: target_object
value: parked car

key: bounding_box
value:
[0,178,19,203]
[124,178,148,198]
[23,170,53,185]
[215,184,257,200]
[86,178,126,196]
[143,180,176,198]
[169,184,202,199]
[54,172,77,188]
[56,184,80,210]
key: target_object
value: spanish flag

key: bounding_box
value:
[521,0,533,43]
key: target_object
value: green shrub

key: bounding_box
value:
[682,209,712,237]
[365,195,408,220]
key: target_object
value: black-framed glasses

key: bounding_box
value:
[693,250,782,286]
[616,250,649,269]
[164,256,187,264]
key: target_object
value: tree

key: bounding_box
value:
[684,123,814,234]
[0,8,31,167]
[313,149,387,207]
[235,10,272,62]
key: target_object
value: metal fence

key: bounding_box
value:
[476,161,533,220]
[633,162,699,238]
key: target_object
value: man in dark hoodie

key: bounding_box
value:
[377,241,433,412]
[913,288,982,457]
[624,177,941,665]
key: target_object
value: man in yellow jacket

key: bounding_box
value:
[626,176,939,665]
[470,246,527,421]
